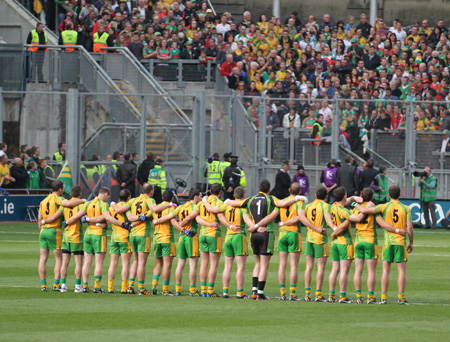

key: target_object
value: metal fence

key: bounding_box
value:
[2,87,450,201]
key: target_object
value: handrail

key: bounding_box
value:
[9,0,58,41]
[102,47,192,125]
[24,44,142,120]
[206,0,217,16]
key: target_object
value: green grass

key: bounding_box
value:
[1,224,450,341]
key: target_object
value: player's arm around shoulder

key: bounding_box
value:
[61,197,86,208]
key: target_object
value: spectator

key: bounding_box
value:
[137,152,155,185]
[270,160,292,199]
[53,143,66,162]
[37,159,49,189]
[291,165,309,195]
[26,161,40,189]
[375,109,391,131]
[246,97,261,127]
[127,32,144,60]
[337,155,359,196]
[11,158,29,188]
[360,158,378,189]
[117,152,137,196]
[265,104,280,130]
[0,155,14,188]
[356,13,372,38]
[282,106,301,128]
[29,146,40,164]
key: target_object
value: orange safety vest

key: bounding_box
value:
[30,29,48,52]
[93,32,109,53]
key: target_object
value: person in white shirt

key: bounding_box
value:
[394,21,407,47]
[217,15,231,36]
[440,130,450,152]
[283,107,301,128]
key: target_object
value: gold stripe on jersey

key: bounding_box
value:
[198,195,223,237]
[151,202,174,244]
[278,195,305,232]
[127,194,155,237]
[83,197,109,236]
[173,201,199,231]
[375,200,411,246]
[218,203,247,235]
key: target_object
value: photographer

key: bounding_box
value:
[418,167,437,229]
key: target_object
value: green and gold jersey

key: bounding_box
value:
[198,195,223,237]
[127,194,155,237]
[352,202,377,245]
[83,197,109,236]
[109,201,129,243]
[278,195,305,233]
[217,203,247,236]
[374,200,411,246]
[305,199,329,244]
[39,194,64,229]
[173,201,199,234]
[151,202,174,244]
[60,200,84,243]
[328,203,352,245]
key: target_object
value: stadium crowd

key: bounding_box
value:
[25,1,450,157]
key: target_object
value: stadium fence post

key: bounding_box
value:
[331,96,340,159]
[0,87,3,143]
[66,88,80,185]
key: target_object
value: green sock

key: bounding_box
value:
[41,279,47,286]
[329,290,335,297]
[368,291,374,299]
[152,275,160,281]
[356,289,362,298]
[279,283,286,295]
[53,279,60,285]
[305,287,311,296]
[75,279,81,285]
[223,287,229,293]
[340,291,346,298]
[61,278,66,285]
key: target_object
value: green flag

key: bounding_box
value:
[58,161,73,195]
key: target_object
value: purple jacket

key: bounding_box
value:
[292,174,309,195]
[321,167,337,187]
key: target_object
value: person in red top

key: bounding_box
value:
[59,12,78,32]
[93,11,110,35]
[390,104,403,130]
[220,54,236,76]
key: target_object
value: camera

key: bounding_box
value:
[413,171,427,177]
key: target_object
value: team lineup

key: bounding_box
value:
[37,178,413,304]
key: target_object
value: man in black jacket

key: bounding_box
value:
[360,158,378,189]
[137,152,154,186]
[337,155,359,196]
[11,158,30,188]
[270,160,291,199]
[222,156,244,200]
[363,45,381,70]
[117,153,137,196]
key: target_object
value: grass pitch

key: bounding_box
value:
[1,223,450,341]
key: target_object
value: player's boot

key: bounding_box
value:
[60,285,67,293]
[175,292,181,296]
[121,291,127,294]
[74,286,82,293]
[189,291,201,297]
[279,294,287,301]
[304,296,312,302]
[315,296,327,302]
[256,294,270,300]
[327,296,336,303]
[82,287,90,293]
[52,286,61,292]
[356,297,365,304]
[93,288,106,293]
[367,298,378,304]
[338,297,353,304]
[107,290,116,294]
[138,289,152,295]
[236,294,249,299]
[152,286,158,295]
[398,298,409,305]
[163,291,175,296]
[206,292,221,298]
[41,286,48,292]
[127,287,135,294]
[289,295,302,301]
[251,290,257,300]
[379,299,387,305]
[223,294,230,299]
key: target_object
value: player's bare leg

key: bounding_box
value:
[175,258,187,285]
[338,259,352,302]
[252,255,260,299]
[82,253,94,285]
[366,259,377,293]
[328,260,340,302]
[316,257,328,291]
[136,252,149,293]
[235,255,247,295]
[60,253,71,286]
[200,251,210,296]
[120,252,131,293]
[288,252,301,299]
[189,257,199,286]
[38,248,49,290]
[396,261,408,303]
[256,255,271,300]
[207,252,221,296]
[93,252,106,292]
[74,255,83,282]
[381,260,391,303]
[278,252,288,297]
[162,256,174,294]
[53,249,62,281]
[222,256,234,290]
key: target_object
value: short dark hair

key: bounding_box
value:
[259,179,270,193]
[379,166,387,173]
[146,152,154,160]
[233,186,245,199]
[361,188,373,202]
[367,158,374,167]
[290,182,301,195]
[189,188,201,200]
[71,185,81,198]
[316,187,327,200]
[112,151,121,160]
[210,183,222,195]
[99,187,111,195]
[388,185,401,200]
[124,153,132,161]
[119,189,131,202]
[162,189,173,202]
[51,180,64,192]
[344,155,352,164]
[333,187,346,202]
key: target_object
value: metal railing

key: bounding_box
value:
[99,47,191,125]
[141,59,217,88]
